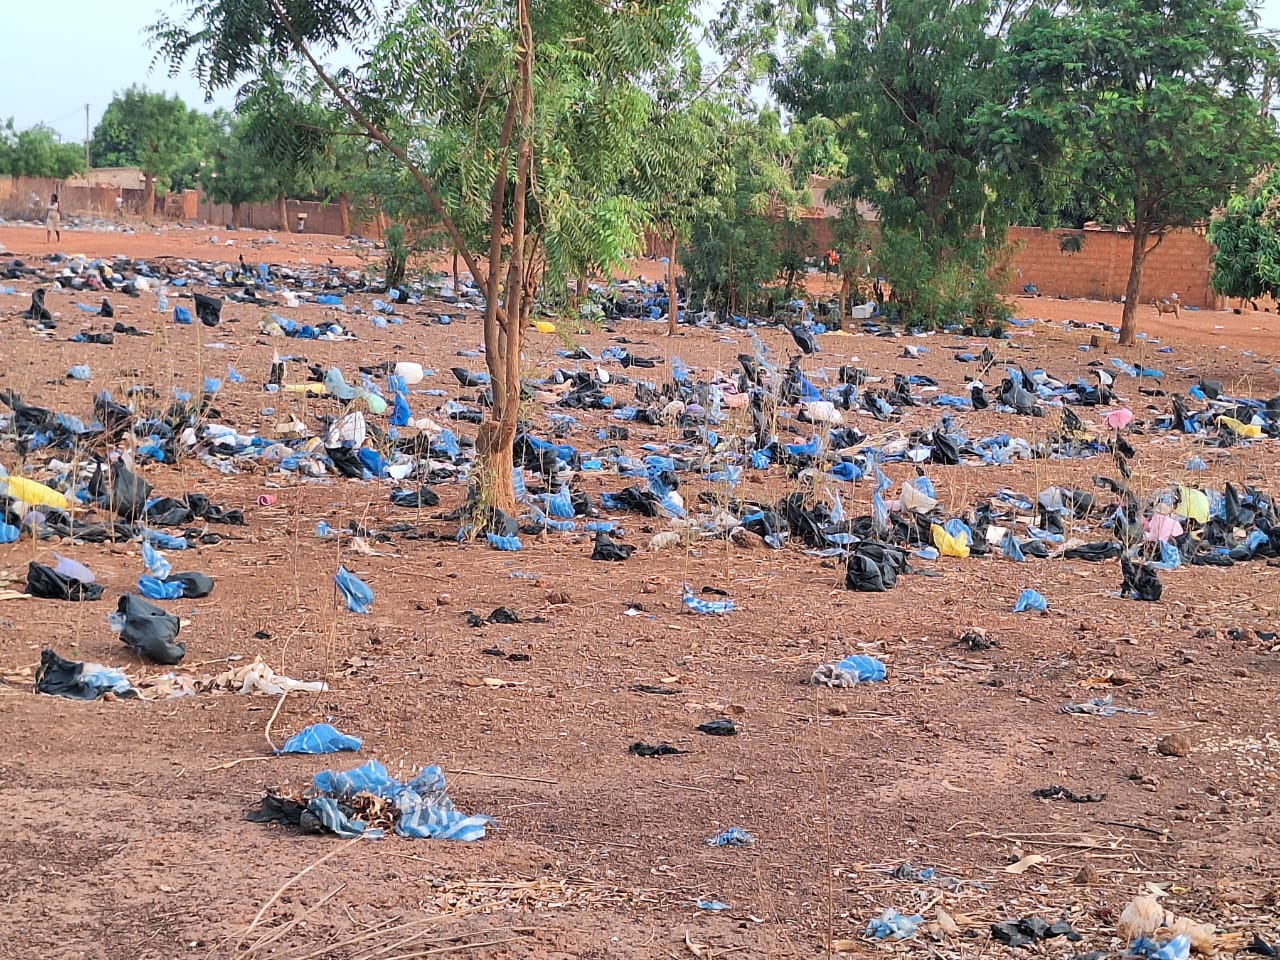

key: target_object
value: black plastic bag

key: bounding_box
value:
[165,572,215,598]
[451,367,487,387]
[90,460,153,520]
[591,530,634,561]
[844,541,907,592]
[35,649,137,700]
[117,593,185,664]
[390,485,440,508]
[629,742,687,757]
[21,287,52,324]
[1120,556,1163,602]
[144,497,193,526]
[193,292,222,327]
[26,561,104,601]
[326,446,367,479]
[1063,541,1122,562]
[696,719,737,736]
[789,324,817,355]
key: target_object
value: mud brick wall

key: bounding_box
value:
[1003,226,1219,308]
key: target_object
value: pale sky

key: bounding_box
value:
[4,0,1280,144]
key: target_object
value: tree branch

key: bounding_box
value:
[262,0,491,293]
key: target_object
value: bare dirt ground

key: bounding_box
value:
[1,220,1279,960]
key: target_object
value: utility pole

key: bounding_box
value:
[84,103,91,177]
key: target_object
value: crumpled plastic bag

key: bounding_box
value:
[1216,415,1262,438]
[682,583,735,614]
[115,593,185,664]
[706,827,755,847]
[335,566,374,613]
[26,561,104,602]
[931,522,970,558]
[1013,588,1047,612]
[90,460,153,520]
[2,475,69,510]
[35,648,136,700]
[193,292,222,327]
[845,542,907,592]
[867,908,923,940]
[812,654,887,687]
[1143,512,1183,543]
[206,658,327,696]
[1121,556,1163,601]
[1175,486,1209,524]
[591,530,635,561]
[390,485,440,508]
[312,760,493,841]
[277,723,363,755]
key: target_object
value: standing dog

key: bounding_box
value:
[1154,294,1180,320]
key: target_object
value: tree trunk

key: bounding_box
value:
[666,228,679,336]
[1119,225,1149,346]
[143,176,156,222]
[278,193,291,233]
[471,0,534,521]
[452,248,460,293]
[231,202,243,229]
[837,269,852,330]
[338,193,351,235]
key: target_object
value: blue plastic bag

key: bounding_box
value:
[1013,588,1047,612]
[312,760,492,841]
[142,540,172,579]
[138,576,184,600]
[335,566,374,614]
[682,584,734,614]
[173,305,192,324]
[278,723,363,755]
[823,654,888,684]
[867,909,923,940]
[1002,533,1026,562]
[706,827,755,847]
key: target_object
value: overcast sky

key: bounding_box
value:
[5,0,1280,144]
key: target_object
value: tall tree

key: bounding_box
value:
[0,119,85,178]
[778,0,1021,326]
[232,73,334,232]
[1207,168,1280,308]
[680,109,809,316]
[995,0,1278,343]
[627,73,735,335]
[152,0,699,517]
[200,114,280,227]
[91,86,216,211]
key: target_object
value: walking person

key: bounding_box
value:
[45,193,62,244]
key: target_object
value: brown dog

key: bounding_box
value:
[1154,296,1180,320]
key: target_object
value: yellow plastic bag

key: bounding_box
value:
[1176,486,1209,524]
[2,476,68,510]
[283,383,328,394]
[533,320,556,334]
[931,523,971,558]
[1216,415,1262,438]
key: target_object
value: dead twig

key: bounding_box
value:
[264,689,290,753]
[449,769,556,784]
